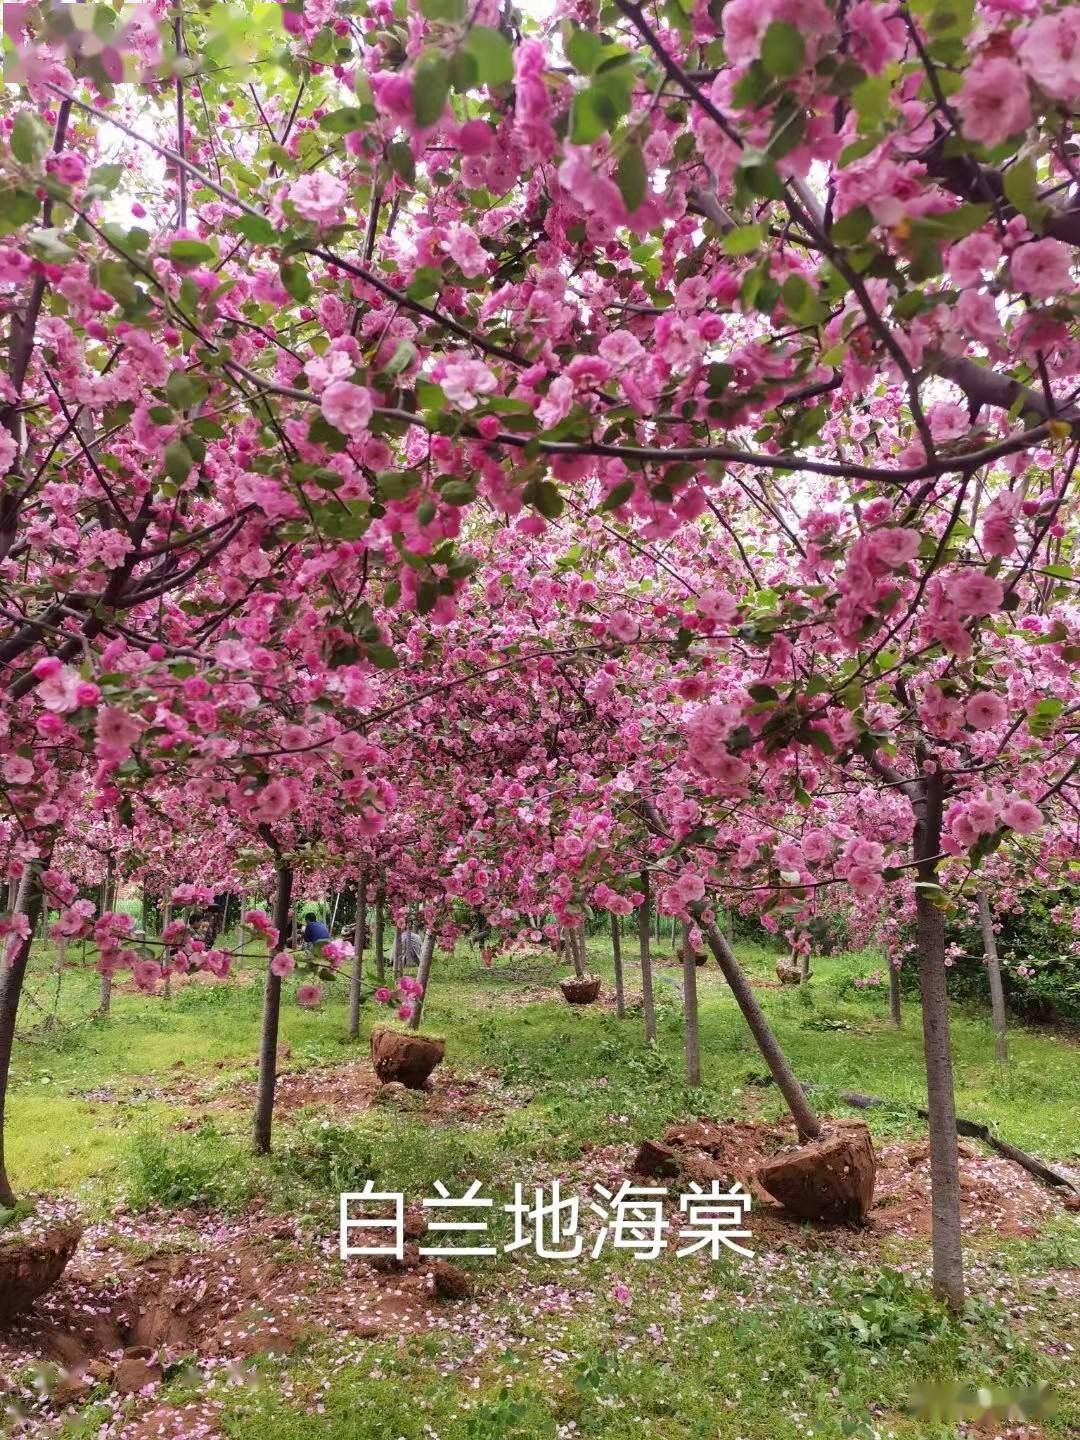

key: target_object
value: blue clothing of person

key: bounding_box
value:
[303,917,331,943]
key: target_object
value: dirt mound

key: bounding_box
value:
[871,1140,1060,1240]
[560,976,602,1004]
[0,1218,82,1321]
[370,1028,445,1088]
[756,1122,876,1224]
[0,1209,448,1428]
[626,1118,1070,1247]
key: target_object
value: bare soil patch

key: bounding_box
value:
[0,1208,459,1434]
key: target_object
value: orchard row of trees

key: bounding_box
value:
[2,0,1079,1311]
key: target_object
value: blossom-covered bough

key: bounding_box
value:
[0,0,1077,1311]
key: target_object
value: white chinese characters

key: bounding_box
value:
[340,1179,752,1261]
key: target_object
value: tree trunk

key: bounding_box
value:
[914,772,965,1310]
[681,921,701,1086]
[976,889,1008,1066]
[571,927,586,978]
[348,873,366,1042]
[700,917,822,1143]
[888,957,902,1028]
[392,928,403,982]
[639,870,657,1044]
[610,912,625,1019]
[375,883,385,982]
[0,867,39,1207]
[408,929,436,1031]
[253,863,294,1155]
[98,861,115,1016]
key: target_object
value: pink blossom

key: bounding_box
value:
[870,528,921,567]
[965,691,1008,730]
[954,58,1032,146]
[947,571,1004,616]
[375,986,392,1002]
[289,172,347,227]
[396,1001,414,1021]
[947,232,1001,288]
[611,1281,631,1306]
[1016,10,1080,101]
[1000,796,1043,834]
[445,224,488,278]
[95,706,142,754]
[297,983,324,1007]
[54,153,87,186]
[35,664,83,713]
[1010,239,1073,299]
[321,380,374,437]
[441,355,498,411]
[535,376,574,430]
[270,951,296,977]
[607,610,638,643]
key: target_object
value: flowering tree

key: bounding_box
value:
[1,0,1079,1309]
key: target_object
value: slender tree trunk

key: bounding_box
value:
[0,867,40,1207]
[253,863,294,1155]
[681,921,701,1086]
[99,859,115,1016]
[374,883,385,982]
[571,927,586,978]
[700,917,822,1142]
[392,928,403,981]
[639,870,656,1044]
[348,873,367,1042]
[888,958,902,1028]
[409,929,436,1031]
[914,772,965,1310]
[610,912,625,1019]
[976,889,1008,1066]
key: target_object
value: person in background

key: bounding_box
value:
[302,911,330,953]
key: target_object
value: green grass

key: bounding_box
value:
[6,931,1080,1438]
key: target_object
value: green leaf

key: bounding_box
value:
[27,227,76,265]
[165,370,210,410]
[616,142,647,213]
[413,55,450,128]
[852,74,891,131]
[377,470,419,500]
[566,25,602,74]
[364,642,399,669]
[388,140,416,185]
[831,205,873,245]
[781,273,828,324]
[722,223,765,256]
[439,479,477,505]
[760,21,804,79]
[1002,157,1051,228]
[0,187,39,236]
[382,340,416,375]
[11,111,49,166]
[570,89,607,145]
[84,162,125,198]
[600,479,635,511]
[233,212,276,245]
[280,259,312,302]
[465,26,514,87]
[420,0,466,18]
[163,440,195,483]
[525,479,564,519]
[320,106,366,134]
[168,238,216,267]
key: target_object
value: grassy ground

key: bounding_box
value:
[5,931,1080,1439]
